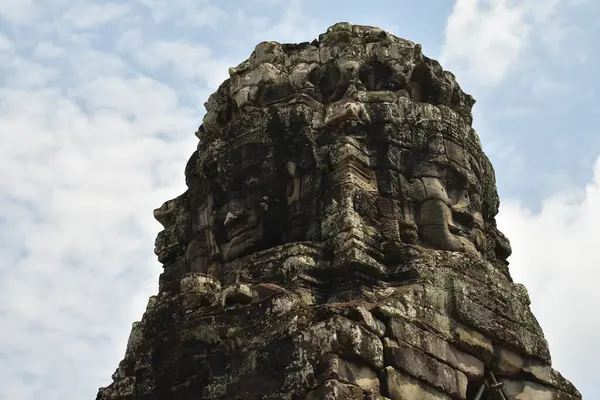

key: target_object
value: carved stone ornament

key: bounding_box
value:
[97,23,580,400]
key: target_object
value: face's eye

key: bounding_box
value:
[469,189,481,206]
[228,176,244,192]
[384,80,401,91]
[246,176,262,188]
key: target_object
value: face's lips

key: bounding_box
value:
[448,222,474,241]
[448,224,461,235]
[227,224,259,247]
[449,206,478,237]
[449,225,469,242]
[290,211,305,223]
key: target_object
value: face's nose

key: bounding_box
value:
[451,207,475,228]
[223,199,248,228]
[224,211,241,228]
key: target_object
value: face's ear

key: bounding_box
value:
[285,161,302,205]
[286,161,297,177]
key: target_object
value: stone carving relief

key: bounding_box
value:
[153,24,509,283]
[99,23,579,400]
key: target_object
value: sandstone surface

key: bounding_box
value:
[97,23,580,400]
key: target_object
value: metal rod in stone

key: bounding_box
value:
[489,371,512,400]
[473,381,487,400]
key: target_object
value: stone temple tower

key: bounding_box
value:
[97,23,581,400]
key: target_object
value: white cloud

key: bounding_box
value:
[441,0,531,87]
[0,4,205,400]
[441,0,591,88]
[0,0,38,24]
[116,32,232,88]
[0,34,14,52]
[0,54,56,88]
[61,2,132,30]
[138,0,227,27]
[66,48,131,81]
[497,156,600,399]
[32,41,66,58]
[529,75,575,99]
[237,0,322,44]
[0,71,197,398]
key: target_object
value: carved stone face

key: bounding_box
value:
[410,128,487,254]
[415,159,485,254]
[286,160,320,242]
[371,106,491,257]
[206,142,285,262]
[155,25,498,269]
[154,194,192,264]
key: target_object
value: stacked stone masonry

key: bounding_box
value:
[97,23,581,400]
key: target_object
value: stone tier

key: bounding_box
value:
[97,22,580,400]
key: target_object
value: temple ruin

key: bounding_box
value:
[97,23,581,400]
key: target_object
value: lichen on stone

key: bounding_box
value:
[97,22,580,400]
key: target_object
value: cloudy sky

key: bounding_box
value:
[0,0,598,399]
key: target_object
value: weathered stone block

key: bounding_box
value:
[317,303,386,337]
[372,296,455,342]
[388,318,484,380]
[318,353,380,393]
[452,323,494,363]
[449,347,484,382]
[158,258,187,293]
[354,305,387,337]
[303,316,384,370]
[503,379,581,400]
[381,366,451,400]
[493,346,581,397]
[179,273,221,310]
[452,278,544,336]
[455,292,551,363]
[373,295,494,364]
[383,338,467,399]
[219,283,254,306]
[305,379,365,399]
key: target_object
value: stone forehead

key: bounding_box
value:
[238,22,419,72]
[200,22,476,138]
[200,100,484,156]
[194,22,497,210]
